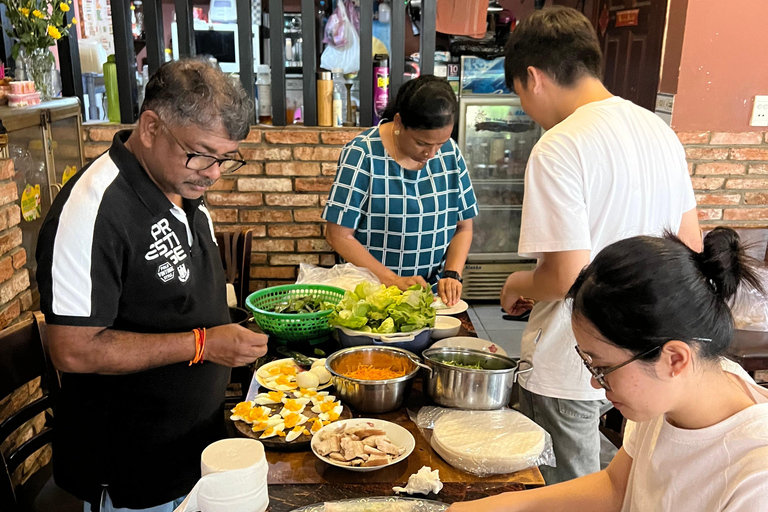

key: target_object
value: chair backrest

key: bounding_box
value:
[215,228,254,308]
[0,312,57,511]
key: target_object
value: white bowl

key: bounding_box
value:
[431,336,508,357]
[430,316,462,340]
[310,418,415,472]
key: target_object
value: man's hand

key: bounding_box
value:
[205,324,268,367]
[438,278,462,306]
[391,275,429,291]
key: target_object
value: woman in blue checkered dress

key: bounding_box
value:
[323,76,478,306]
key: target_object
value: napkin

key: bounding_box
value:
[392,466,443,495]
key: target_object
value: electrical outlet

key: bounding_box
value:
[750,96,768,127]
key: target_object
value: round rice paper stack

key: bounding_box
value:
[431,409,547,476]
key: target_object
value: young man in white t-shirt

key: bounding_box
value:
[499,7,701,484]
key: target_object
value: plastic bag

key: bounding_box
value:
[731,267,768,331]
[411,406,555,477]
[296,263,380,292]
[320,0,361,74]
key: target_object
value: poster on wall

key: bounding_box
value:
[79,0,115,54]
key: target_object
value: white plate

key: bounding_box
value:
[255,357,333,392]
[433,299,468,316]
[311,418,415,472]
[431,336,508,357]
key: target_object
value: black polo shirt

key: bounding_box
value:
[36,131,231,509]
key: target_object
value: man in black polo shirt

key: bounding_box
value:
[36,59,268,511]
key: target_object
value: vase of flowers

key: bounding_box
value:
[1,0,76,100]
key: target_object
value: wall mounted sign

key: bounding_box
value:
[615,9,640,28]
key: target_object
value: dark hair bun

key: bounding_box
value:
[699,227,763,301]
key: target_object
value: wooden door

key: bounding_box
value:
[596,0,668,111]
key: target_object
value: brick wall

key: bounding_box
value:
[0,158,49,488]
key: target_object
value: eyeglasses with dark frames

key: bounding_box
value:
[161,120,246,174]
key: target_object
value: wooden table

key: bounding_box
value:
[240,312,545,511]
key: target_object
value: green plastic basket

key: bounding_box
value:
[245,284,346,342]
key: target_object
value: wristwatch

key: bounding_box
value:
[443,270,463,283]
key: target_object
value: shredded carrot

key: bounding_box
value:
[342,364,406,380]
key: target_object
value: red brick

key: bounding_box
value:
[243,129,262,143]
[688,163,694,176]
[685,147,729,160]
[265,194,319,207]
[0,182,18,206]
[697,208,723,220]
[251,239,294,252]
[206,192,263,206]
[269,254,320,266]
[745,193,768,205]
[19,289,32,311]
[0,299,20,330]
[0,256,13,283]
[293,208,325,222]
[692,177,723,192]
[749,164,768,174]
[265,162,320,176]
[208,209,237,223]
[264,130,319,144]
[730,148,768,161]
[268,225,321,238]
[266,279,295,287]
[0,205,20,231]
[208,178,236,191]
[710,132,763,145]
[232,163,264,175]
[319,253,337,267]
[322,163,339,176]
[249,280,268,292]
[251,253,268,265]
[677,132,710,144]
[237,178,293,192]
[695,163,745,175]
[0,159,14,180]
[0,228,23,256]
[84,143,111,159]
[240,210,293,223]
[320,197,328,207]
[87,126,123,142]
[250,225,267,237]
[723,208,768,221]
[239,147,292,161]
[725,179,768,190]
[9,248,24,269]
[250,266,296,279]
[0,270,29,305]
[695,193,741,205]
[295,178,335,192]
[293,147,343,161]
[297,239,333,252]
[320,130,364,145]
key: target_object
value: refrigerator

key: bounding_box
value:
[457,57,541,300]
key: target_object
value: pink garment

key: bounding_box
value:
[436,0,488,39]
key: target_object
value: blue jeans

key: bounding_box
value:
[84,491,187,512]
[518,387,616,485]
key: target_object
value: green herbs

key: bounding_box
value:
[269,295,335,314]
[328,282,436,334]
[442,360,485,369]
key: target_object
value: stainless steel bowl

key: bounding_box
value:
[421,347,526,410]
[325,346,421,413]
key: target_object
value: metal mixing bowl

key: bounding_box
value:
[325,346,421,413]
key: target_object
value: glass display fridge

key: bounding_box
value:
[457,58,542,299]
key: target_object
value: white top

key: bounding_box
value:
[621,362,768,512]
[517,96,697,400]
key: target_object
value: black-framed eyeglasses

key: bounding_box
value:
[161,121,246,174]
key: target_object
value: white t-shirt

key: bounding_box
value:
[621,364,768,512]
[517,96,697,401]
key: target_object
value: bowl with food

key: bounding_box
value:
[310,418,415,472]
[325,346,422,413]
[429,316,462,340]
[245,284,346,342]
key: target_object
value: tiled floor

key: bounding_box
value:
[467,303,529,357]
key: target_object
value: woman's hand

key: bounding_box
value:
[392,275,429,291]
[438,277,462,306]
[446,493,519,512]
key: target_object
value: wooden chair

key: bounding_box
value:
[215,228,254,309]
[0,312,81,512]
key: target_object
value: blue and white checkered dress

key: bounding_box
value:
[322,126,478,285]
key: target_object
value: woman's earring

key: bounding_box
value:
[394,130,400,135]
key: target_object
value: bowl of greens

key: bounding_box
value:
[245,284,346,342]
[327,282,437,352]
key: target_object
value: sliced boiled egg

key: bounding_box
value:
[280,365,298,376]
[243,406,272,424]
[282,412,309,429]
[309,418,324,434]
[311,400,341,415]
[285,425,306,442]
[260,423,286,439]
[251,415,283,432]
[318,403,344,422]
[230,401,254,421]
[310,394,335,406]
[254,391,285,405]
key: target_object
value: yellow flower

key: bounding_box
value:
[32,9,43,17]
[47,25,61,39]
[72,17,78,24]
[19,7,29,15]
[60,2,69,11]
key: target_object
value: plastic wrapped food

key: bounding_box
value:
[413,407,555,477]
[731,267,768,331]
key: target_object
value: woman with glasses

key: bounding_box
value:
[448,227,768,512]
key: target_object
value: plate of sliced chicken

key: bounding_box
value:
[311,419,415,472]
